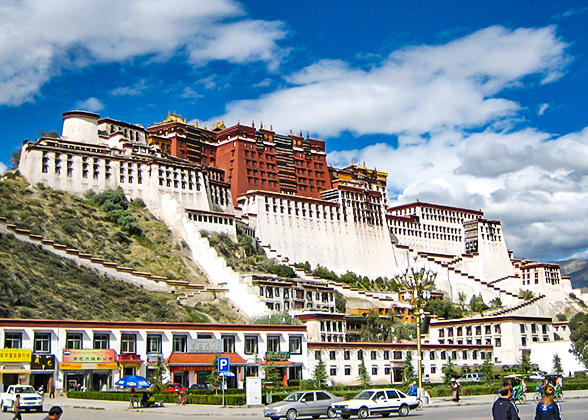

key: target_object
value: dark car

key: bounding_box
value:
[264,390,344,420]
[189,384,210,390]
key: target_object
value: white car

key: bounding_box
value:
[330,388,419,419]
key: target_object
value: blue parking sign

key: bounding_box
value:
[218,357,230,373]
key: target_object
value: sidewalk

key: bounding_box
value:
[46,389,588,417]
[426,389,588,408]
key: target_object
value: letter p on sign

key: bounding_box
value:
[218,357,230,373]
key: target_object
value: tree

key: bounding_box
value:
[206,355,222,394]
[516,351,534,376]
[147,356,167,394]
[518,289,535,300]
[553,353,563,376]
[424,300,464,319]
[469,294,489,313]
[9,150,21,170]
[358,358,371,388]
[480,354,494,383]
[442,357,459,384]
[334,291,346,313]
[489,297,502,309]
[359,310,396,342]
[312,357,328,389]
[403,351,416,382]
[569,312,588,368]
[264,362,283,386]
[458,292,467,307]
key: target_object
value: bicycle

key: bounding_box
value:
[533,387,564,403]
[175,393,187,405]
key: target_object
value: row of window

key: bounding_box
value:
[259,286,334,302]
[439,324,501,337]
[314,349,492,362]
[390,227,462,242]
[187,213,234,225]
[4,332,303,356]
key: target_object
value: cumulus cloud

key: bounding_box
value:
[219,26,568,138]
[75,97,104,112]
[0,162,7,174]
[0,0,287,106]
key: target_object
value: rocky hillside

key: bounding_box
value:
[557,259,588,290]
[0,172,244,323]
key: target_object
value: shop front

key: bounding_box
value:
[117,353,143,378]
[264,351,302,386]
[30,354,56,392]
[166,353,247,389]
[60,349,118,392]
[0,349,32,391]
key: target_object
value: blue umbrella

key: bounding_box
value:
[115,375,152,389]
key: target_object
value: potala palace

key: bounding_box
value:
[18,110,578,317]
[8,110,586,387]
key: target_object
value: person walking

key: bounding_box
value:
[451,378,461,402]
[492,383,520,420]
[42,406,63,420]
[534,385,562,420]
[11,394,22,420]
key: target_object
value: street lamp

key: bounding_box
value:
[394,257,437,390]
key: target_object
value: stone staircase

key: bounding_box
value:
[0,217,227,299]
[154,194,272,318]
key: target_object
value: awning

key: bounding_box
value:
[166,352,246,366]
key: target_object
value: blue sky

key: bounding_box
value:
[1,0,588,262]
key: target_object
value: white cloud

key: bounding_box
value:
[181,87,202,99]
[537,103,550,115]
[0,0,287,106]
[75,97,104,112]
[219,26,568,137]
[111,80,149,97]
[0,162,7,174]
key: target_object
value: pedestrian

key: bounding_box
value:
[42,406,63,420]
[451,378,460,402]
[534,385,562,420]
[492,383,520,420]
[11,394,21,420]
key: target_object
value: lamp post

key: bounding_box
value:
[395,257,436,390]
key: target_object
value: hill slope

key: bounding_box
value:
[0,174,205,283]
[0,173,244,323]
[556,259,588,289]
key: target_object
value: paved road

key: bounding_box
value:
[1,391,585,420]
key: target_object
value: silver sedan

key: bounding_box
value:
[264,390,344,420]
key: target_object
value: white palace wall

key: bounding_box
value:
[241,193,398,279]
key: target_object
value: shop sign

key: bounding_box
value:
[60,363,83,370]
[96,363,118,369]
[265,351,291,361]
[61,362,118,370]
[146,353,163,365]
[62,349,116,363]
[31,354,55,370]
[0,349,31,362]
[187,339,223,353]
